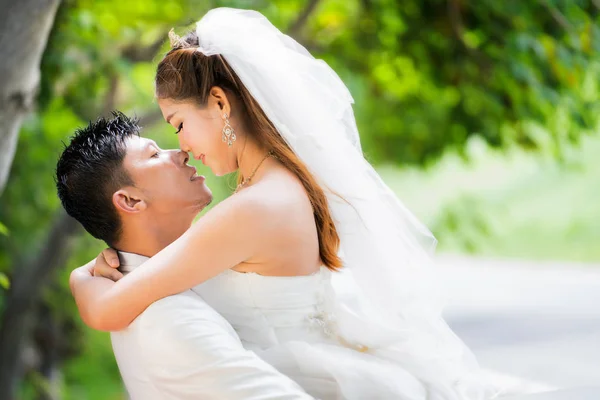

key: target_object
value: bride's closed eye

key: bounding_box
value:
[175,123,183,135]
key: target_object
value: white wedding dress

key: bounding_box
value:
[192,267,497,400]
[190,9,553,400]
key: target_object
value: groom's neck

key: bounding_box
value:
[115,215,193,257]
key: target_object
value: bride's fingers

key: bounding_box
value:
[101,248,120,268]
[93,265,124,281]
[94,253,124,281]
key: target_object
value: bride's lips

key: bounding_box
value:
[193,153,206,165]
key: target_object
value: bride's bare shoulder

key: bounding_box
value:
[200,166,309,236]
[257,166,309,205]
[229,168,307,217]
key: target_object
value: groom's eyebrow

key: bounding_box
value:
[143,141,159,154]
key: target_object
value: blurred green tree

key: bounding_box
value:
[304,0,600,163]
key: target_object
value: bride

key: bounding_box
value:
[72,8,501,399]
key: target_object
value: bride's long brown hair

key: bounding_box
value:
[155,31,342,271]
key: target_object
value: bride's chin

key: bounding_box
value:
[212,167,231,177]
[212,164,237,177]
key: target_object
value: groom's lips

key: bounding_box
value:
[189,166,199,181]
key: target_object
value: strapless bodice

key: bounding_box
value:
[192,267,337,351]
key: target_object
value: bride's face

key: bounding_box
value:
[158,92,238,177]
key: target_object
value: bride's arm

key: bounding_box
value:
[69,258,122,330]
[73,194,271,331]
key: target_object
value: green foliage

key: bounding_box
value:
[0,222,7,236]
[380,133,600,262]
[307,0,600,163]
[0,273,9,290]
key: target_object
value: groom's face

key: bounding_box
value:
[121,136,212,216]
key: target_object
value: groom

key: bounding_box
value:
[56,112,312,399]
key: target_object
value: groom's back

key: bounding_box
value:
[111,289,311,399]
[110,289,236,395]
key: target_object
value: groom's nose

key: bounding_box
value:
[175,150,190,166]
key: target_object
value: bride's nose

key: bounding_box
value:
[178,138,191,153]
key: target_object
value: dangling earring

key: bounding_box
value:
[222,113,236,147]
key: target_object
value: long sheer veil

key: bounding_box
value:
[196,8,495,398]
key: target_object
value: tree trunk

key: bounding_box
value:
[0,0,61,196]
[0,210,80,400]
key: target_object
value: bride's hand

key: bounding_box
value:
[69,249,126,331]
[93,248,123,282]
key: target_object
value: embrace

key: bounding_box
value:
[56,8,546,400]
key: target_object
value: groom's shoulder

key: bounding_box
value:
[133,290,233,333]
[139,290,214,320]
[127,290,241,358]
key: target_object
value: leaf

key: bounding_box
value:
[0,272,9,290]
[0,221,8,236]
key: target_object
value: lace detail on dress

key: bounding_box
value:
[307,305,337,337]
[306,269,369,353]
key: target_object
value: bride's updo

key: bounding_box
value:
[155,30,342,271]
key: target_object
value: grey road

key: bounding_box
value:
[434,255,600,399]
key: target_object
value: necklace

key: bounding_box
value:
[234,150,274,194]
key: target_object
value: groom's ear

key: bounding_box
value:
[113,188,147,214]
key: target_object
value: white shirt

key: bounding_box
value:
[110,252,312,400]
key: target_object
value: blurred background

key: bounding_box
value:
[0,0,598,399]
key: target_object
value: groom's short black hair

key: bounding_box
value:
[56,111,140,246]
